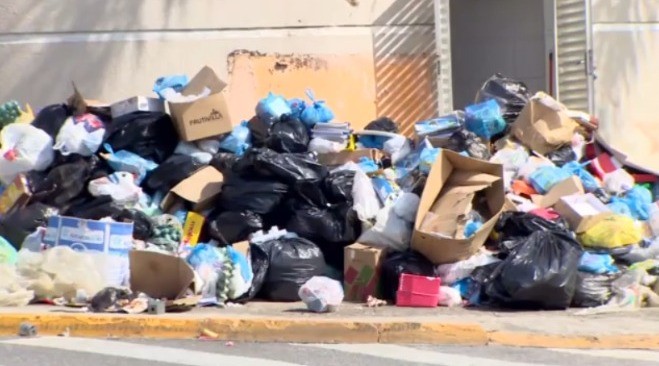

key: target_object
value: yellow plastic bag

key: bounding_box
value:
[579,215,643,249]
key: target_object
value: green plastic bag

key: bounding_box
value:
[0,236,18,265]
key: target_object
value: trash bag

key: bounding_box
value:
[103,111,178,163]
[207,211,263,245]
[572,272,619,308]
[361,117,398,149]
[299,90,334,127]
[446,129,491,160]
[233,148,327,185]
[217,175,289,215]
[298,276,344,313]
[142,155,206,194]
[323,170,355,204]
[485,230,583,309]
[63,194,123,220]
[0,123,55,185]
[88,172,144,206]
[358,193,420,252]
[174,141,212,164]
[474,73,530,124]
[380,250,436,302]
[53,114,106,157]
[495,212,569,253]
[218,121,251,156]
[579,215,643,249]
[209,153,240,176]
[30,104,70,139]
[286,202,361,270]
[332,162,381,221]
[528,166,572,194]
[546,146,576,167]
[561,161,599,192]
[0,203,57,249]
[112,209,154,241]
[256,236,327,301]
[465,99,507,140]
[266,115,310,153]
[621,185,653,221]
[288,98,307,119]
[29,158,94,208]
[246,115,270,148]
[256,93,291,125]
[236,241,270,302]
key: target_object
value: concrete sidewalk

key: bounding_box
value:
[1,302,658,349]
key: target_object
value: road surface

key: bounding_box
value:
[0,337,658,366]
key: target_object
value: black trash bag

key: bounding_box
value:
[207,211,263,245]
[104,111,178,163]
[209,152,240,175]
[323,170,355,204]
[143,155,206,194]
[257,236,327,301]
[485,230,583,310]
[247,115,270,148]
[233,242,271,302]
[217,175,289,215]
[572,272,619,308]
[30,104,70,139]
[365,117,398,133]
[111,209,154,241]
[286,202,361,270]
[266,115,310,153]
[446,129,491,160]
[233,148,327,185]
[380,250,436,302]
[64,195,123,220]
[0,203,57,249]
[29,159,94,209]
[546,146,577,167]
[495,212,570,254]
[475,73,530,124]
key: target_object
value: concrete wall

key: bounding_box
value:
[0,0,438,134]
[449,0,550,109]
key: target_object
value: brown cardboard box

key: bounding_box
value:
[0,174,31,215]
[317,149,382,167]
[110,96,165,119]
[129,250,195,300]
[512,93,581,155]
[554,193,614,233]
[530,176,585,208]
[168,66,233,141]
[344,243,386,302]
[412,150,505,264]
[160,166,224,213]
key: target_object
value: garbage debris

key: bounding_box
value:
[298,276,344,313]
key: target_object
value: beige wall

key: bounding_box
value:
[0,0,438,134]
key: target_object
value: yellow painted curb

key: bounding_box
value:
[0,313,657,349]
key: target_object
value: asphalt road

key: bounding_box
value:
[0,337,658,366]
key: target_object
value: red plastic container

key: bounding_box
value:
[395,274,442,308]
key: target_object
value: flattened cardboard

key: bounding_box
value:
[554,193,614,233]
[512,96,581,155]
[530,176,585,208]
[161,166,224,213]
[129,250,195,300]
[0,174,31,215]
[412,150,505,265]
[344,243,386,302]
[317,149,382,167]
[110,96,165,118]
[168,66,232,142]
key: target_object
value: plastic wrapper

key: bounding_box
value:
[603,169,635,195]
[0,123,55,185]
[546,145,577,167]
[485,230,583,309]
[383,135,413,165]
[474,73,530,124]
[101,144,158,185]
[0,264,34,306]
[414,112,464,138]
[53,114,106,157]
[208,211,263,245]
[561,161,599,192]
[438,286,463,307]
[308,138,344,154]
[578,252,619,274]
[298,276,344,312]
[218,121,251,156]
[436,250,500,286]
[380,250,436,302]
[464,99,507,140]
[266,115,310,153]
[528,166,572,194]
[88,172,145,206]
[579,215,643,249]
[446,129,491,160]
[103,111,178,164]
[358,193,420,252]
[361,117,398,149]
[332,162,381,221]
[572,272,619,308]
[174,141,212,164]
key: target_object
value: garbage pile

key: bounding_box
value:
[0,68,656,314]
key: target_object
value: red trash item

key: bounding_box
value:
[396,291,439,308]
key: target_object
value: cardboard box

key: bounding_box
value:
[317,149,382,167]
[554,193,614,233]
[0,174,31,215]
[161,166,224,213]
[129,250,195,300]
[530,176,585,208]
[111,96,165,119]
[168,66,233,141]
[412,150,505,264]
[43,216,134,286]
[344,243,386,302]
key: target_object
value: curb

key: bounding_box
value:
[0,313,658,349]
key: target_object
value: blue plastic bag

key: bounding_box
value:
[255,93,291,123]
[101,144,158,185]
[622,185,653,220]
[357,157,379,175]
[153,75,189,99]
[528,166,572,194]
[288,98,307,119]
[219,121,251,156]
[561,161,599,192]
[300,89,334,127]
[578,252,619,274]
[464,99,507,140]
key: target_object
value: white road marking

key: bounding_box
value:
[551,348,659,363]
[298,343,559,366]
[0,337,304,366]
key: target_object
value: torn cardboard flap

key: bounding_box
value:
[67,82,110,116]
[183,66,227,96]
[531,176,585,208]
[161,166,224,213]
[129,250,195,300]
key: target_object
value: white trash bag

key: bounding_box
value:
[0,123,54,185]
[298,276,344,313]
[358,192,420,252]
[53,114,106,157]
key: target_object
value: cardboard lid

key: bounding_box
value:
[169,166,224,204]
[531,176,584,208]
[129,250,195,300]
[183,66,227,96]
